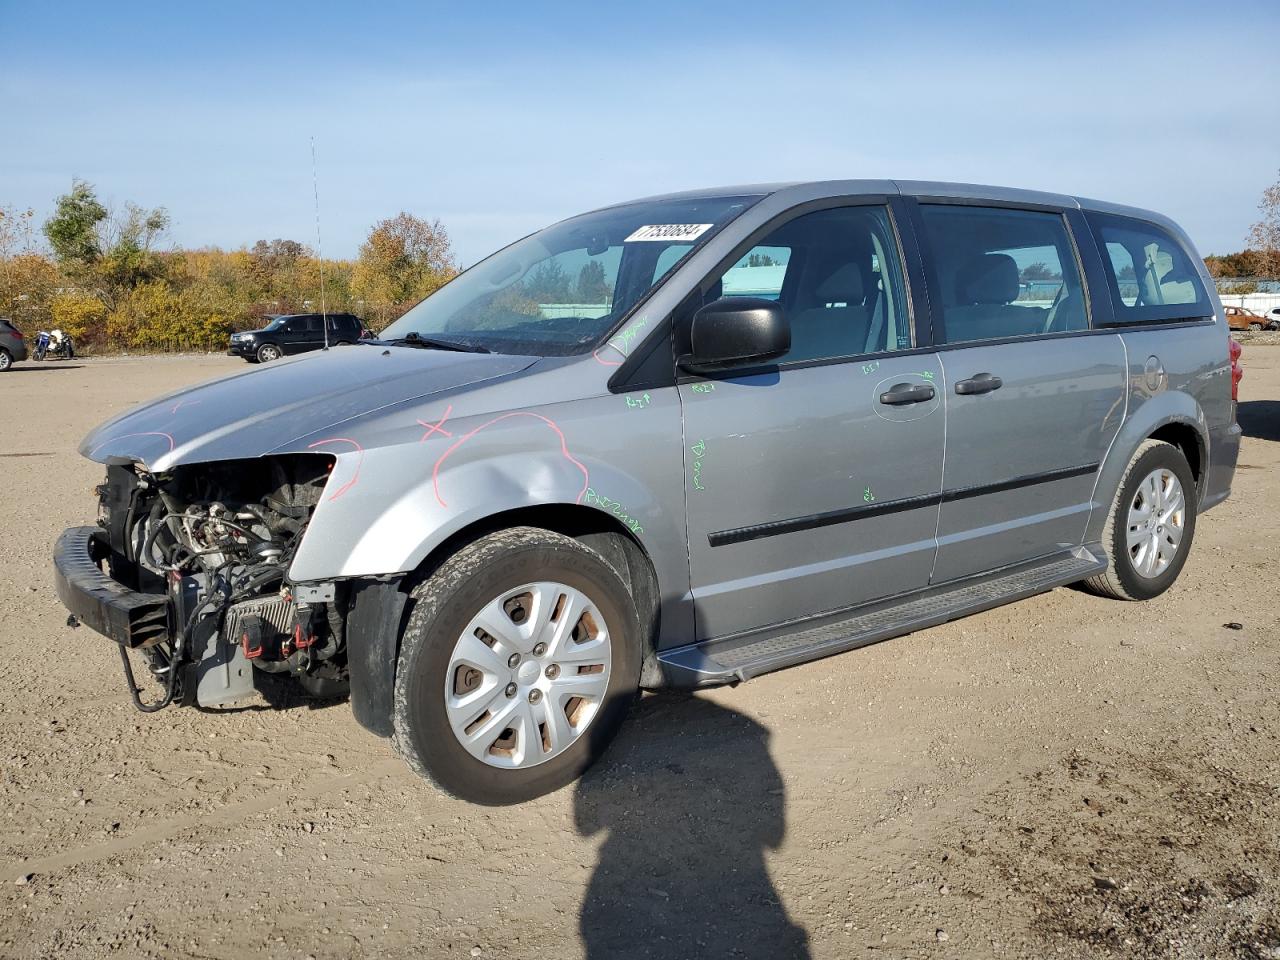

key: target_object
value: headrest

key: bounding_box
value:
[815,263,864,303]
[956,253,1019,305]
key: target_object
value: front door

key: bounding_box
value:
[679,202,946,640]
[912,202,1126,583]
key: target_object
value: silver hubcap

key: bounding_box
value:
[0,352,10,370]
[262,347,279,361]
[444,581,612,769]
[1126,468,1185,578]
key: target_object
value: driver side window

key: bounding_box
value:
[706,205,911,363]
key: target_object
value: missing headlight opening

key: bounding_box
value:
[98,454,346,712]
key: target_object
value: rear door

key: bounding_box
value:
[678,200,946,639]
[280,316,321,353]
[328,314,357,343]
[910,201,1126,583]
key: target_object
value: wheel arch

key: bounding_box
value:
[1147,420,1205,492]
[1086,398,1210,546]
[345,503,665,739]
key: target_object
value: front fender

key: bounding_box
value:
[286,398,688,598]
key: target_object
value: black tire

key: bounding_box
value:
[0,348,11,372]
[256,343,281,363]
[1084,440,1197,601]
[243,356,260,364]
[334,340,353,347]
[393,526,640,805]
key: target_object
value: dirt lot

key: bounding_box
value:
[1,350,1279,960]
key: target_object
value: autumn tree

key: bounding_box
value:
[352,212,457,326]
[0,206,58,327]
[1248,169,1280,277]
[1204,251,1262,279]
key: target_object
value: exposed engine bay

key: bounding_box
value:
[96,455,348,711]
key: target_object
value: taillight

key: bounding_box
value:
[1229,336,1243,402]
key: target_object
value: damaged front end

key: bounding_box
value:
[55,454,349,712]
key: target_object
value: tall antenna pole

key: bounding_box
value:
[310,136,330,350]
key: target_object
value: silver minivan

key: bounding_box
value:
[55,181,1241,803]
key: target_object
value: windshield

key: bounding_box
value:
[380,194,761,356]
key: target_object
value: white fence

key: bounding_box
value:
[1216,291,1280,316]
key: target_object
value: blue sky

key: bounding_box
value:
[3,0,1278,262]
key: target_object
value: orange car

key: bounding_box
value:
[1225,305,1276,331]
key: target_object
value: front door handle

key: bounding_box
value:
[878,382,936,405]
[954,372,1003,395]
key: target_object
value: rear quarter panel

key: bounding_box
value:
[1084,319,1235,544]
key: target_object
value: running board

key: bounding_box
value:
[659,545,1105,685]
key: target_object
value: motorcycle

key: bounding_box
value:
[33,328,75,361]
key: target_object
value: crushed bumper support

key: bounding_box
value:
[53,526,171,648]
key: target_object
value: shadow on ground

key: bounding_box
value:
[1237,400,1280,442]
[12,364,83,371]
[575,694,809,959]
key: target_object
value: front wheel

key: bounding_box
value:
[1084,440,1197,601]
[393,527,640,804]
[256,343,281,363]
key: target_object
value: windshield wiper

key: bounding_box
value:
[388,332,491,354]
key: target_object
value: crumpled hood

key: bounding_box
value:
[80,345,537,470]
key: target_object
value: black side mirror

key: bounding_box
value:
[681,297,790,372]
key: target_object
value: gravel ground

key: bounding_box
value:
[1,350,1278,960]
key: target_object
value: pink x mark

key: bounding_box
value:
[417,405,453,442]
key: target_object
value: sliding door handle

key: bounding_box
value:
[954,373,1003,395]
[878,382,936,405]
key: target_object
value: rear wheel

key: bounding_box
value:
[0,349,11,372]
[393,527,640,804]
[1249,322,1262,332]
[1084,440,1197,601]
[256,343,281,363]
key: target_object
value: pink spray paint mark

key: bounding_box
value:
[431,412,589,509]
[306,437,364,501]
[416,404,454,442]
[592,344,625,367]
[89,431,176,459]
[168,399,202,416]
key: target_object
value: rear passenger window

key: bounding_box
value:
[918,205,1088,344]
[706,205,911,363]
[1089,214,1210,323]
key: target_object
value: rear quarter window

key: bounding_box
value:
[1087,213,1210,324]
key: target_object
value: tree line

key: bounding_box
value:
[0,180,457,352]
[2,170,1279,352]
